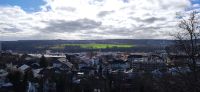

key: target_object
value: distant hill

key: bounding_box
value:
[1,39,174,53]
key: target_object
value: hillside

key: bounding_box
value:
[1,39,174,53]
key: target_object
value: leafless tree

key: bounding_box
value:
[171,11,200,92]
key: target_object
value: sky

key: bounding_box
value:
[0,0,200,41]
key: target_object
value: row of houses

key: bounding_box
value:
[1,51,200,92]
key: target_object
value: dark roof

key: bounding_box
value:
[81,66,96,70]
[110,59,126,64]
[128,55,143,58]
[50,60,61,64]
[51,60,71,69]
[169,55,190,59]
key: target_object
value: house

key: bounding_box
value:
[33,69,43,78]
[127,54,148,63]
[58,58,73,68]
[50,58,73,71]
[66,54,79,62]
[18,64,31,73]
[127,54,166,72]
[167,54,200,66]
[148,54,165,62]
[22,60,40,69]
[167,67,191,76]
[132,61,166,72]
[92,57,100,66]
[6,63,17,71]
[78,58,91,70]
[0,69,8,87]
[109,59,129,71]
[30,63,40,69]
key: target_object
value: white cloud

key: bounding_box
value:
[0,0,198,40]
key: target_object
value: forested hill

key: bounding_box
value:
[1,39,174,53]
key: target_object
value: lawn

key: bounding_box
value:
[50,43,133,49]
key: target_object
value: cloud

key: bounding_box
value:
[0,27,22,33]
[97,10,115,17]
[0,0,198,40]
[40,19,102,33]
[55,7,76,12]
[129,17,166,23]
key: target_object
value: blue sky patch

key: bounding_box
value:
[0,0,46,12]
[192,0,200,4]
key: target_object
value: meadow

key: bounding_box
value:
[50,43,133,49]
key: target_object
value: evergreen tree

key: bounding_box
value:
[39,55,48,68]
[7,71,25,92]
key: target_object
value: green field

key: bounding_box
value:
[50,43,133,49]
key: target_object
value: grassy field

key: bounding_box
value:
[50,43,133,49]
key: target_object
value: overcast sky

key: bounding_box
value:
[0,0,200,41]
